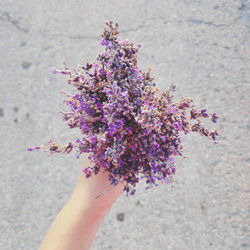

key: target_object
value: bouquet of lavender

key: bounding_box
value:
[28,21,218,196]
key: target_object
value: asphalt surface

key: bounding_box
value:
[0,0,249,249]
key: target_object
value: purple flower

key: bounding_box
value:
[81,121,90,132]
[137,75,143,81]
[92,64,99,70]
[101,39,110,46]
[96,102,102,108]
[99,69,106,75]
[200,109,208,117]
[131,67,139,73]
[211,113,218,123]
[169,106,177,114]
[27,146,41,151]
[173,121,183,131]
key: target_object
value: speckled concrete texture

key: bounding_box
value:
[0,0,249,249]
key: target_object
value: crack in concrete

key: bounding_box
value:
[47,33,98,40]
[187,15,248,29]
[0,11,28,33]
[188,18,225,27]
[27,29,98,40]
[120,25,146,33]
[145,15,242,29]
[32,26,101,40]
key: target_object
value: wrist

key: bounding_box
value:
[69,181,112,219]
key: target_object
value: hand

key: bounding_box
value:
[70,153,126,217]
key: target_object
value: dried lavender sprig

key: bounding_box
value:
[27,21,218,196]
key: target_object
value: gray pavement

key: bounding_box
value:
[0,0,249,249]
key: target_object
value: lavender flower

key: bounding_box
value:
[27,21,219,196]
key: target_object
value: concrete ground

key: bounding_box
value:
[0,0,249,249]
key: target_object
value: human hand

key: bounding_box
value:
[70,153,126,218]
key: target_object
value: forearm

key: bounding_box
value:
[39,186,110,250]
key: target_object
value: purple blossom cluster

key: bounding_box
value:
[27,21,218,196]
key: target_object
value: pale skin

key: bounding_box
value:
[39,153,126,250]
